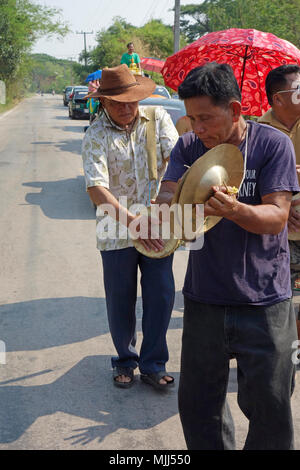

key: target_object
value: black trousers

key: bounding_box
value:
[178,297,297,450]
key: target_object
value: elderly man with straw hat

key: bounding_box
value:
[81,65,179,390]
[155,62,300,450]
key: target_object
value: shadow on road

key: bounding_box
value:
[0,292,239,446]
[31,138,83,155]
[30,141,53,145]
[0,293,184,352]
[52,126,86,134]
[0,355,183,446]
[23,176,95,220]
[54,139,83,155]
[54,116,70,120]
[0,292,187,446]
[0,297,107,351]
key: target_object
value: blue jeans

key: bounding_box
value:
[100,247,175,374]
[178,297,297,450]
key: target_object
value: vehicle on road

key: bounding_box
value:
[151,85,171,99]
[83,95,186,132]
[68,87,89,120]
[63,86,74,106]
[139,96,186,127]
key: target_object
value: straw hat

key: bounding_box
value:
[288,193,300,241]
[88,64,156,102]
[173,143,245,241]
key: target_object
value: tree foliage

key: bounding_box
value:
[29,54,82,94]
[180,0,300,47]
[90,17,186,70]
[90,17,137,69]
[0,0,69,102]
[179,2,213,42]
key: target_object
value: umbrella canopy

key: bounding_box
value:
[162,28,300,116]
[140,57,165,73]
[85,70,102,83]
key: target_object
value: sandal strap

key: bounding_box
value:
[142,371,174,383]
[113,367,134,380]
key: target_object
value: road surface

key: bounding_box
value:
[0,94,299,451]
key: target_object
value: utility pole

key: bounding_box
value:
[76,31,93,67]
[67,57,76,86]
[174,0,180,53]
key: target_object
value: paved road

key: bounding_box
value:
[0,94,299,450]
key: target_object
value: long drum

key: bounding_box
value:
[132,207,181,258]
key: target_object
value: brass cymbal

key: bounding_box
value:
[175,144,245,241]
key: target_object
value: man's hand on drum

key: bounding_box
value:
[128,213,165,252]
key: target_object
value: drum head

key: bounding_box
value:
[133,234,181,258]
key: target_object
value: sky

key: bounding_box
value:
[32,0,203,60]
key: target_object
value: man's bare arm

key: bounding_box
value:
[88,186,135,224]
[154,180,178,205]
[205,188,292,235]
[88,186,164,252]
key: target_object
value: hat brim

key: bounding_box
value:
[89,75,156,102]
[83,93,94,99]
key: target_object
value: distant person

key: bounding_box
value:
[88,80,100,94]
[175,115,192,136]
[121,42,141,71]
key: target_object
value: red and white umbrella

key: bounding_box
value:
[162,28,300,116]
[140,57,165,73]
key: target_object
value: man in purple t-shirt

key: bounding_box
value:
[156,63,299,450]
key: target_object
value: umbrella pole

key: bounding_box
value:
[240,45,249,92]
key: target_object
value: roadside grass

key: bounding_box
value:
[0,101,17,115]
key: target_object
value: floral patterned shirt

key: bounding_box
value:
[81,106,179,251]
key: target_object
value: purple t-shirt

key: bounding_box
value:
[163,121,300,305]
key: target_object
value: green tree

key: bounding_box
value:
[29,54,82,93]
[90,17,186,71]
[180,0,300,47]
[180,2,213,42]
[136,19,177,59]
[0,0,69,102]
[90,17,136,69]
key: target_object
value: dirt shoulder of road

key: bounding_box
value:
[0,93,36,116]
[0,101,19,115]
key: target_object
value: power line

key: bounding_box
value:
[142,0,159,25]
[91,0,114,32]
[158,0,171,21]
[149,0,161,21]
